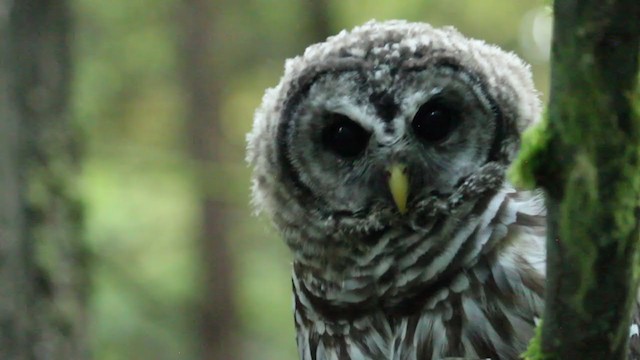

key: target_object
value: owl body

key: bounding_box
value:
[247,20,635,359]
[293,186,546,359]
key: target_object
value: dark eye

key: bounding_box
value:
[412,100,459,143]
[321,114,370,158]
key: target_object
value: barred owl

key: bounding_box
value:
[246,20,637,359]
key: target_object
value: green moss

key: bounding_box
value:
[509,114,550,189]
[611,162,640,251]
[522,321,555,360]
[559,152,598,313]
[611,95,640,251]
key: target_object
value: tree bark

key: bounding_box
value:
[0,0,87,359]
[515,0,640,358]
[179,0,239,359]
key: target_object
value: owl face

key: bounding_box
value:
[286,63,499,216]
[248,21,540,256]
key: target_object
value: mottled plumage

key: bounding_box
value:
[247,20,639,359]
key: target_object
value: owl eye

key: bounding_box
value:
[321,114,370,158]
[412,100,459,143]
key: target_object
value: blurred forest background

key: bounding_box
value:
[1,1,553,359]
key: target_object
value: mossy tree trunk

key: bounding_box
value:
[0,0,87,359]
[515,0,640,358]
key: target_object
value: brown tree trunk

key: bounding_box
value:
[0,0,88,359]
[515,0,640,358]
[179,0,239,359]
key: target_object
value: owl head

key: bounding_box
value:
[247,20,540,261]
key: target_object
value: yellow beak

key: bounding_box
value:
[387,163,409,214]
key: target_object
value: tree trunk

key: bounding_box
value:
[515,0,640,358]
[179,0,240,359]
[0,0,88,359]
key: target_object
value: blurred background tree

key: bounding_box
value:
[0,0,553,359]
[179,0,240,358]
[0,0,87,358]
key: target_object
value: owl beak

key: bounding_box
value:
[387,163,409,214]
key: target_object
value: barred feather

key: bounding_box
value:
[293,187,545,360]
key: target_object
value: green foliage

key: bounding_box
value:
[522,321,555,360]
[509,113,550,189]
